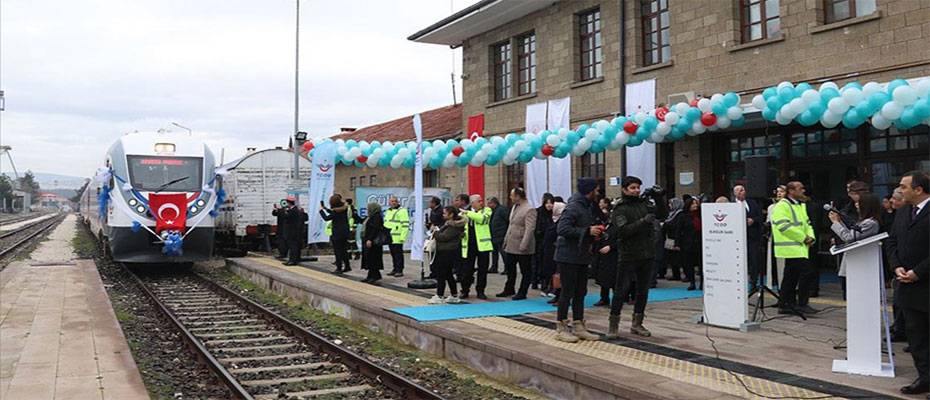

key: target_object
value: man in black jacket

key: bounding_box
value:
[283,196,308,265]
[272,199,288,259]
[553,178,603,343]
[606,176,657,338]
[427,196,444,230]
[734,184,764,291]
[488,197,509,274]
[888,171,929,396]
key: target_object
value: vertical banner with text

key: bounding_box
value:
[701,202,749,329]
[625,79,657,188]
[410,114,425,261]
[307,141,336,243]
[467,114,485,198]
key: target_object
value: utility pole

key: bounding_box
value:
[292,0,301,182]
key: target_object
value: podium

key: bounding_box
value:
[829,232,894,377]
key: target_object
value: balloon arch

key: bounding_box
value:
[301,78,930,170]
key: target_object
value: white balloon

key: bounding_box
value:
[502,155,516,166]
[841,87,863,105]
[390,158,402,169]
[751,95,766,110]
[506,148,518,158]
[801,89,821,106]
[716,116,731,129]
[558,128,570,139]
[383,142,394,152]
[820,82,839,91]
[790,98,807,114]
[916,78,930,98]
[777,81,793,90]
[649,132,665,143]
[690,121,706,135]
[656,122,671,135]
[780,104,797,119]
[372,148,385,157]
[577,137,591,151]
[711,93,724,103]
[616,132,630,145]
[665,111,680,125]
[523,133,537,142]
[827,97,849,115]
[489,136,503,145]
[359,141,370,151]
[513,140,526,151]
[335,139,345,147]
[726,106,743,120]
[443,155,456,168]
[862,82,882,97]
[595,120,611,132]
[881,101,904,120]
[893,85,918,106]
[634,112,647,124]
[775,111,792,125]
[674,102,690,115]
[697,98,712,113]
[546,135,561,147]
[584,128,599,140]
[469,158,482,167]
[871,114,892,130]
[571,146,587,156]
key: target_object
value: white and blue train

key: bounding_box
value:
[80,132,220,263]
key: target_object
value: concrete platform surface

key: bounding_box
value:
[1,215,149,400]
[231,253,914,400]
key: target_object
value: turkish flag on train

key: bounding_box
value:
[148,193,187,233]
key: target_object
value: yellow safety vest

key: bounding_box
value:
[461,207,493,257]
[384,207,409,244]
[770,198,815,259]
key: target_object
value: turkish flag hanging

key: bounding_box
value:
[148,193,187,233]
[467,114,485,198]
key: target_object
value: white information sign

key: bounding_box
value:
[701,203,749,329]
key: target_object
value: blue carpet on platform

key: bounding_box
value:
[391,285,703,322]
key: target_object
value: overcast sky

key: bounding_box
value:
[0,0,476,179]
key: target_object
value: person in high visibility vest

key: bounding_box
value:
[384,196,409,277]
[459,194,494,299]
[770,181,818,316]
[346,199,361,260]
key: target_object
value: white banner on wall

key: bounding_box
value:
[625,79,657,188]
[525,102,549,207]
[701,202,749,330]
[547,97,572,200]
[307,140,336,244]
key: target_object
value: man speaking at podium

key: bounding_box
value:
[888,171,929,396]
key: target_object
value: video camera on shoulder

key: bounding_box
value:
[641,185,666,200]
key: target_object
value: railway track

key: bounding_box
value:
[127,268,443,400]
[0,212,48,226]
[0,213,65,260]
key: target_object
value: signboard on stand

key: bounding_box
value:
[701,202,754,331]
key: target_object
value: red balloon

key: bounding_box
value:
[451,146,465,156]
[302,141,314,151]
[689,98,700,107]
[356,155,368,163]
[701,112,717,126]
[623,121,638,134]
[655,107,668,121]
[541,144,554,156]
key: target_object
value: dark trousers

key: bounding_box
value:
[331,239,349,271]
[277,234,288,258]
[611,259,653,315]
[286,240,302,263]
[599,286,616,303]
[683,251,700,285]
[462,250,490,294]
[892,280,908,338]
[779,257,814,308]
[667,250,682,279]
[490,244,502,272]
[904,307,929,383]
[366,266,382,281]
[433,250,458,297]
[557,263,588,321]
[747,240,762,287]
[388,243,404,273]
[504,253,532,295]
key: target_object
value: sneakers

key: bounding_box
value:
[444,295,462,304]
[427,295,444,304]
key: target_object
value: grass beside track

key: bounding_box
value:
[206,268,544,400]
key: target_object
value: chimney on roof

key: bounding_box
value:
[275,146,282,150]
[246,147,257,153]
[340,127,356,133]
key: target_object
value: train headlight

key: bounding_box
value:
[190,206,199,213]
[128,198,138,206]
[136,205,146,213]
[196,199,206,207]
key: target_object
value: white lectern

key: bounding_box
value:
[829,232,894,377]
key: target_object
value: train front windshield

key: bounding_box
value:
[127,155,203,192]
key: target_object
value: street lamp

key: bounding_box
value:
[171,122,192,135]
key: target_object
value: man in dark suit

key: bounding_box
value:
[734,184,764,291]
[887,171,930,396]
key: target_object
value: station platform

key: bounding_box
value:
[229,253,916,400]
[1,215,149,400]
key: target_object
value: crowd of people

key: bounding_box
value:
[274,170,929,395]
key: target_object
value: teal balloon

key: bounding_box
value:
[675,120,690,132]
[486,155,499,166]
[762,107,777,121]
[820,87,840,100]
[506,134,519,144]
[808,103,826,117]
[446,139,458,150]
[766,96,783,111]
[795,83,813,95]
[613,117,627,128]
[842,109,865,128]
[379,156,390,167]
[643,116,658,130]
[854,100,872,117]
[723,92,739,107]
[731,117,746,128]
[841,82,863,91]
[912,98,930,119]
[868,92,891,112]
[668,130,686,141]
[900,108,920,127]
[628,136,644,147]
[577,124,590,134]
[712,101,727,116]
[554,147,568,158]
[403,158,414,168]
[778,86,794,102]
[686,107,701,120]
[762,87,777,100]
[474,137,487,146]
[798,111,818,126]
[456,157,469,167]
[346,139,358,148]
[518,152,534,164]
[567,131,581,144]
[590,143,605,153]
[886,79,909,94]
[604,125,619,139]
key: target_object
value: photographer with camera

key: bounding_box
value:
[605,176,665,338]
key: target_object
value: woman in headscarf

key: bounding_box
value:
[361,202,386,283]
[662,197,685,281]
[540,201,565,299]
[319,194,351,274]
[593,197,617,307]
